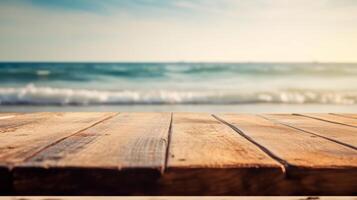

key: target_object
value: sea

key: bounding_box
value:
[0,62,357,113]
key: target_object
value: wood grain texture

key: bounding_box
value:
[215,114,357,195]
[296,113,357,128]
[0,112,115,195]
[263,114,357,150]
[13,112,172,195]
[333,113,357,119]
[0,197,356,200]
[0,113,47,134]
[0,112,116,165]
[0,196,357,200]
[0,113,27,194]
[161,113,284,195]
[1,112,357,195]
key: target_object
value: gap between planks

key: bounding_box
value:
[20,112,174,174]
[213,113,357,195]
[294,113,357,128]
[21,112,119,164]
[1,112,356,195]
[1,112,119,195]
[163,112,173,173]
[12,112,172,195]
[259,114,357,151]
[162,113,284,195]
[212,114,288,172]
[330,113,357,120]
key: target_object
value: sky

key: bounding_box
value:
[0,0,357,62]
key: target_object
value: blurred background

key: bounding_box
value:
[1,1,356,112]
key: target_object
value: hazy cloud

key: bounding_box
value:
[0,0,356,62]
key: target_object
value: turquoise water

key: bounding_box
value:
[0,62,356,111]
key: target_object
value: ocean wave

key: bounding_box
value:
[0,63,356,84]
[0,84,356,105]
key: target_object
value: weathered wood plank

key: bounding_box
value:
[0,197,356,200]
[263,114,357,150]
[161,113,284,195]
[1,112,357,195]
[296,113,357,128]
[0,112,116,165]
[0,112,17,193]
[215,114,357,195]
[0,113,47,133]
[13,112,171,195]
[0,112,116,194]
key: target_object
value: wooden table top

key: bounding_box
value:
[0,112,356,195]
[0,197,356,200]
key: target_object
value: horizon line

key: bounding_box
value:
[1,61,357,64]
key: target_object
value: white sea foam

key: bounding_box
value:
[0,84,356,105]
[36,70,51,76]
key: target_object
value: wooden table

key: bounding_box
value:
[0,197,356,200]
[0,112,356,195]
